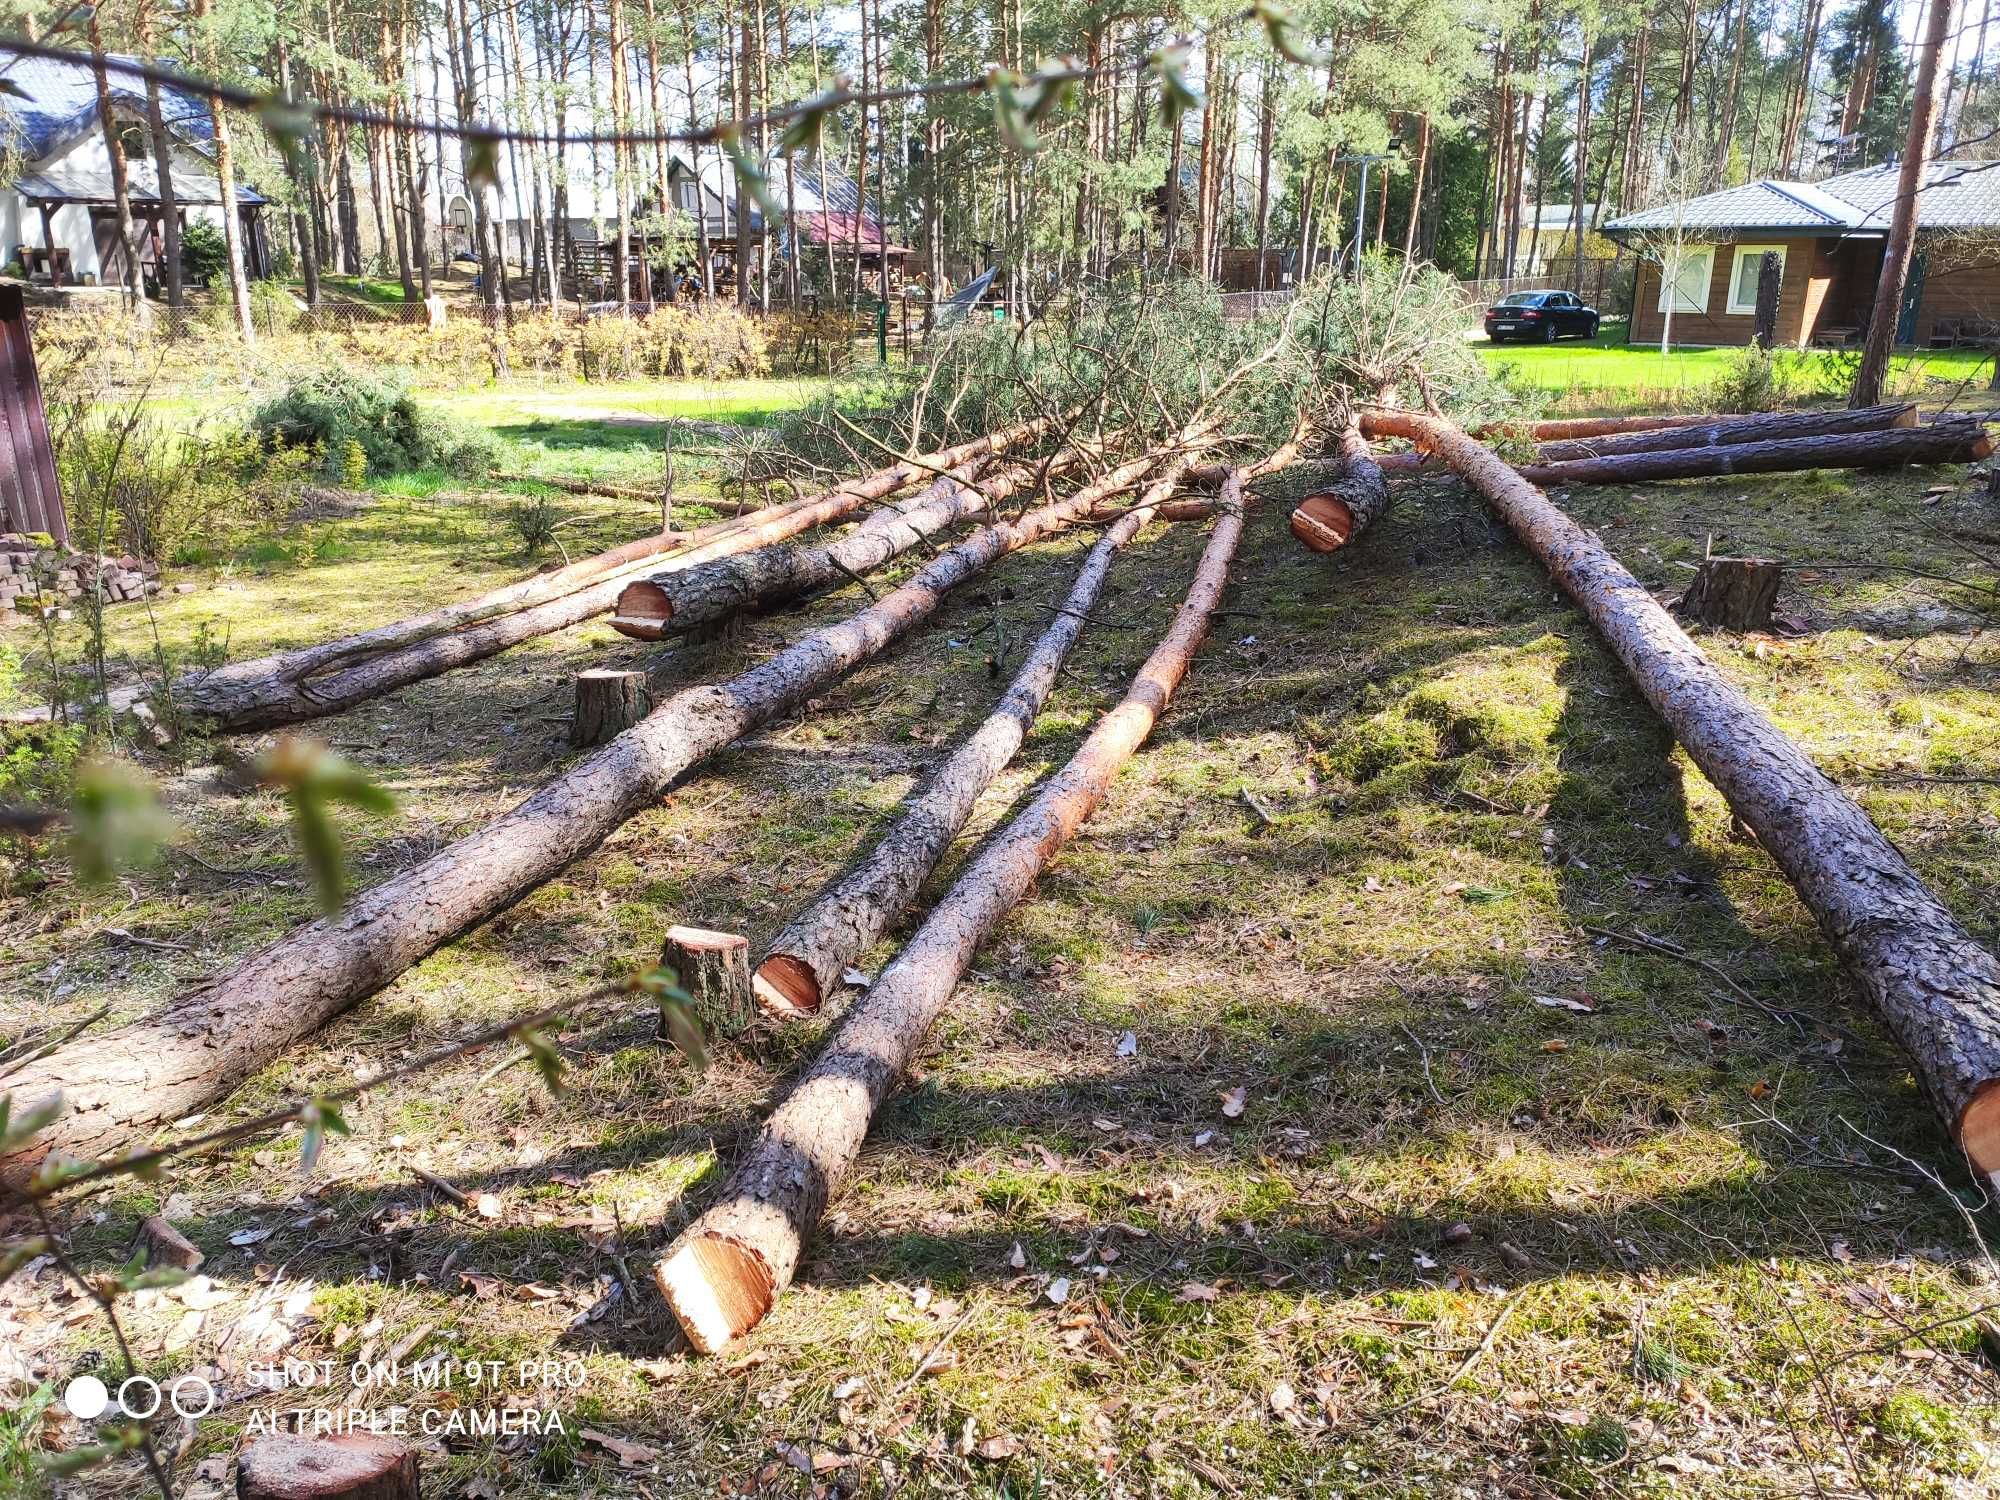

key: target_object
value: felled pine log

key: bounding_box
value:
[657,447,1324,1354]
[236,1435,417,1500]
[171,422,1050,732]
[1364,411,1720,445]
[1384,411,2000,1185]
[753,458,1194,1019]
[1290,419,1390,553]
[1512,420,1993,487]
[610,449,1077,639]
[1535,402,1917,462]
[0,458,1159,1189]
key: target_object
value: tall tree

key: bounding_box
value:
[1851,0,1953,407]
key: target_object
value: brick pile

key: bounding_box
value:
[0,534,159,623]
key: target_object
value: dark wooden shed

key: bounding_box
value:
[0,285,66,546]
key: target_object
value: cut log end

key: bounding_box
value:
[610,579,675,639]
[1289,493,1358,553]
[655,1232,774,1354]
[135,1214,204,1272]
[235,1434,417,1500]
[1960,1083,2000,1185]
[751,952,822,1019]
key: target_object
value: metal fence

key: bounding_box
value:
[1456,257,1623,313]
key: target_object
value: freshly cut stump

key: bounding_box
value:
[662,926,753,1039]
[1676,557,1782,631]
[236,1434,417,1500]
[571,669,650,748]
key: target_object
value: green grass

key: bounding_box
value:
[6,380,1999,1497]
[312,273,414,305]
[1476,323,1995,413]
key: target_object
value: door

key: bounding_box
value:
[91,211,130,287]
[1896,251,1929,344]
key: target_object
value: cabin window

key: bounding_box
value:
[1727,245,1787,315]
[1656,247,1713,314]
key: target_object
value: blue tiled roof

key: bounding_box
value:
[0,47,214,162]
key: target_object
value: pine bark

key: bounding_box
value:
[753,461,1194,1020]
[661,926,754,1038]
[572,669,650,747]
[164,423,1049,730]
[1535,403,1918,461]
[86,18,143,306]
[192,0,255,340]
[1513,421,1993,486]
[1289,420,1390,553]
[1365,412,1719,444]
[1380,413,2000,1183]
[0,475,1137,1186]
[655,456,1312,1353]
[612,451,1078,639]
[1851,0,1954,407]
[1675,556,1782,630]
[138,3,184,309]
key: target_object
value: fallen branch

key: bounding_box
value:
[0,459,1156,1186]
[1512,421,1993,487]
[654,457,1301,1353]
[1534,403,1919,463]
[752,459,1193,1018]
[1392,412,2000,1181]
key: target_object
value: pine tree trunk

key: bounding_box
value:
[86,18,144,308]
[193,0,255,342]
[1851,0,1953,407]
[1514,422,1992,486]
[137,2,184,310]
[1535,402,1917,461]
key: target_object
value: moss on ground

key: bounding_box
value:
[3,389,1998,1497]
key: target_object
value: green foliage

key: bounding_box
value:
[251,365,497,481]
[1705,344,1849,413]
[67,756,175,886]
[178,216,226,285]
[253,735,398,911]
[506,493,563,555]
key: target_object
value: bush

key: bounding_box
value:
[507,493,563,554]
[179,217,226,285]
[1706,344,1843,412]
[250,365,495,480]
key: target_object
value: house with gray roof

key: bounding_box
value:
[1602,161,2000,348]
[0,46,270,291]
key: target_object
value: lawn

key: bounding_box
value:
[1476,323,1997,413]
[4,384,1998,1495]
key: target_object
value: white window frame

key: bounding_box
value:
[1727,244,1787,315]
[1656,246,1714,314]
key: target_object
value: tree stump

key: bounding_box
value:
[236,1434,417,1500]
[661,926,753,1040]
[571,669,649,748]
[133,1214,203,1271]
[1676,556,1783,631]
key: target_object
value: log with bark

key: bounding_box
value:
[1385,412,2000,1182]
[1290,420,1390,553]
[175,431,1047,732]
[6,421,1049,732]
[657,449,1326,1353]
[1511,421,1993,487]
[1364,411,1722,445]
[610,450,1074,639]
[0,457,1161,1187]
[753,459,1193,1019]
[1535,403,1919,463]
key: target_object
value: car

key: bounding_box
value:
[1483,290,1601,343]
